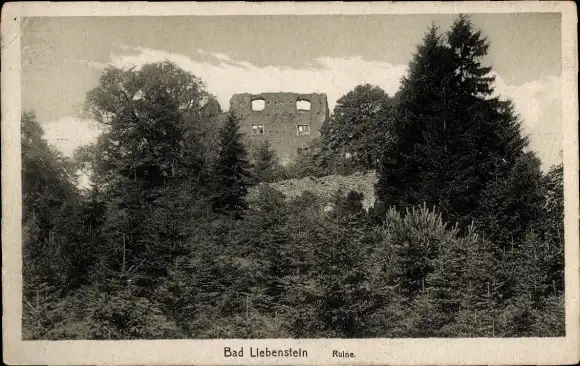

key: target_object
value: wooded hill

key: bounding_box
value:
[22,15,564,339]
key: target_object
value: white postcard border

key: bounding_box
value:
[2,2,578,365]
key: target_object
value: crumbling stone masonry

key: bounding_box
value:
[229,93,329,164]
[248,170,378,211]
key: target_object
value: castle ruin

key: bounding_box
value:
[229,92,329,164]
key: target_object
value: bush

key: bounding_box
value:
[85,287,184,339]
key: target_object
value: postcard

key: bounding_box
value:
[2,1,578,365]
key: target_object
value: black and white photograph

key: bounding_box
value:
[2,2,578,365]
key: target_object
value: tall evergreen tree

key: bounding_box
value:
[22,112,78,224]
[314,190,383,337]
[211,114,251,215]
[446,15,536,234]
[447,14,495,97]
[376,25,458,217]
[249,140,279,184]
[376,17,539,232]
[539,163,564,293]
[21,112,89,292]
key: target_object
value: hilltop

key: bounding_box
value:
[248,170,377,210]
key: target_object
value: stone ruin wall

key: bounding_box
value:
[248,170,378,211]
[229,92,329,164]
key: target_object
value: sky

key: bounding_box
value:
[21,13,563,169]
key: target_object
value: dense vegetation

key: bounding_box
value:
[22,16,564,339]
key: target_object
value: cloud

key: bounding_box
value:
[74,59,107,70]
[494,74,561,131]
[75,46,562,169]
[42,116,106,157]
[104,46,408,111]
[196,48,234,63]
[494,74,563,169]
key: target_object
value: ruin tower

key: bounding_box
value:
[229,92,329,164]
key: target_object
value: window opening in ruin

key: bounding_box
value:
[251,99,266,111]
[252,124,264,134]
[297,124,311,135]
[296,99,311,110]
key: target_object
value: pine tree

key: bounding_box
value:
[251,186,292,302]
[475,152,545,247]
[21,111,81,291]
[315,190,381,337]
[376,17,539,232]
[210,114,251,216]
[447,14,495,97]
[539,163,564,293]
[446,15,536,233]
[376,25,457,217]
[249,140,279,184]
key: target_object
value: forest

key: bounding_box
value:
[22,15,564,339]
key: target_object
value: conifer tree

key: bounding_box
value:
[21,112,81,291]
[376,17,539,231]
[376,25,457,216]
[475,152,544,247]
[446,15,536,233]
[249,140,279,184]
[315,190,381,337]
[447,14,495,96]
[539,163,564,293]
[211,114,251,215]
